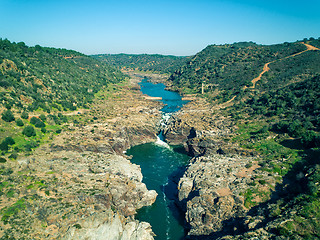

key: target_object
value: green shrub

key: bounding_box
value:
[245,163,252,168]
[30,117,45,128]
[1,110,15,122]
[58,113,67,123]
[21,111,29,119]
[35,120,45,128]
[0,157,7,163]
[41,127,46,133]
[301,130,319,148]
[6,189,15,198]
[8,153,18,159]
[30,117,38,125]
[4,104,11,110]
[24,141,39,151]
[4,137,15,146]
[39,114,46,122]
[257,125,269,134]
[22,125,36,137]
[273,121,289,133]
[16,118,24,127]
[259,179,267,185]
[0,137,15,152]
[288,119,305,137]
[0,142,8,151]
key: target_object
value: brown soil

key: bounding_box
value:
[235,163,260,178]
[216,187,232,197]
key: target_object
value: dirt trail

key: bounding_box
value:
[249,42,319,88]
[61,56,82,59]
[304,43,319,51]
[251,61,274,88]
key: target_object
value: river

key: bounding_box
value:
[126,78,190,240]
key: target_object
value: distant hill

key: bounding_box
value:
[91,53,189,74]
[0,39,125,112]
[168,38,320,97]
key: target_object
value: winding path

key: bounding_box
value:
[249,42,319,88]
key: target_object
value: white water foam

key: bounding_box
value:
[155,112,173,149]
[155,136,171,149]
[160,113,172,128]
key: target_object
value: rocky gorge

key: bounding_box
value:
[162,97,279,239]
[0,74,299,240]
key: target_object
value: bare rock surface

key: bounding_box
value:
[63,211,154,240]
[178,154,257,236]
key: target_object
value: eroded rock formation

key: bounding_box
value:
[162,98,276,238]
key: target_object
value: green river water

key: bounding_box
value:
[126,79,190,240]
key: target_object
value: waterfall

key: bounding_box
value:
[155,113,171,149]
[155,136,171,149]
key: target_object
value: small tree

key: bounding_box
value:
[16,118,24,127]
[4,137,15,146]
[4,103,11,110]
[22,125,36,137]
[30,117,45,128]
[1,110,15,122]
[30,117,39,125]
[0,142,8,151]
[21,111,29,119]
[301,130,318,148]
[0,137,15,152]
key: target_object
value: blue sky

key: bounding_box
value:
[0,0,319,55]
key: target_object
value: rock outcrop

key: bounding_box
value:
[163,98,234,156]
[64,211,154,240]
[162,98,276,238]
[178,154,259,236]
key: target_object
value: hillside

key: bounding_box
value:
[162,38,320,239]
[92,53,189,74]
[0,39,125,112]
[168,38,320,99]
[0,38,126,161]
[0,39,162,239]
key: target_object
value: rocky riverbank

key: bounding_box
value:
[0,79,162,239]
[163,98,278,238]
